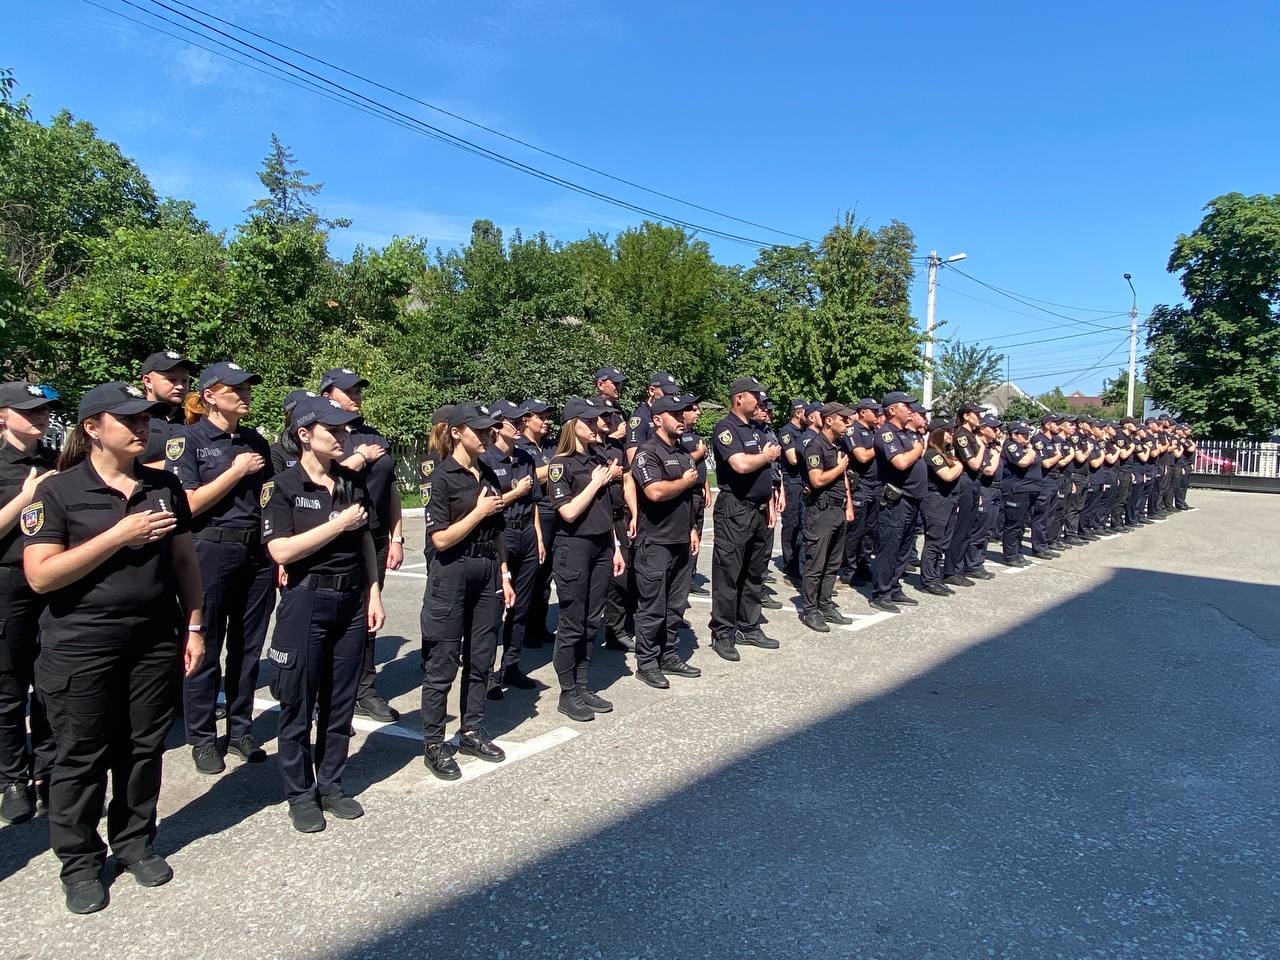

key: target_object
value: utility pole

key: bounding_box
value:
[1124,273,1138,417]
[922,250,966,410]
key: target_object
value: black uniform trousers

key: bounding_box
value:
[709,492,771,642]
[603,519,636,642]
[0,567,52,788]
[421,554,500,743]
[1129,471,1149,521]
[1000,480,1032,560]
[1113,469,1135,527]
[184,535,276,747]
[920,492,958,587]
[633,539,692,673]
[1048,471,1071,543]
[801,500,845,613]
[552,534,612,693]
[527,506,556,644]
[1029,476,1057,552]
[780,479,805,578]
[1161,462,1177,510]
[871,494,920,600]
[942,475,978,579]
[498,521,539,673]
[1175,461,1191,508]
[269,581,365,805]
[1064,473,1088,536]
[1147,466,1164,517]
[840,491,877,581]
[967,483,1001,570]
[355,534,390,702]
[37,612,179,883]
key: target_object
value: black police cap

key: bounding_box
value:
[0,381,60,410]
[728,375,766,397]
[141,350,196,375]
[561,397,602,422]
[319,367,369,394]
[448,402,499,430]
[198,361,262,392]
[76,382,167,423]
[881,391,916,409]
[293,395,360,431]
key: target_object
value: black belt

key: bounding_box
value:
[290,573,363,593]
[458,541,498,560]
[505,515,532,530]
[192,526,258,545]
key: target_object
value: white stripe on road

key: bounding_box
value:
[399,561,427,570]
[441,726,580,785]
[386,570,428,580]
[836,610,897,632]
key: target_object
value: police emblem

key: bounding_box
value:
[717,429,732,446]
[549,464,564,483]
[629,417,641,430]
[421,484,431,505]
[807,454,820,468]
[20,501,44,536]
[957,436,969,447]
[260,481,274,508]
[166,436,186,461]
[421,460,435,478]
[1007,443,1018,453]
[782,434,791,444]
[124,384,143,398]
[25,384,44,397]
[881,431,894,442]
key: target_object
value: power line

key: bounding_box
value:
[948,269,1121,314]
[1013,337,1131,384]
[953,321,1132,349]
[947,265,1128,331]
[937,281,1134,331]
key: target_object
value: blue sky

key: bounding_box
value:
[10,1,1278,395]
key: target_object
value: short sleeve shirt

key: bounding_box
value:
[710,414,774,504]
[778,422,806,480]
[805,433,847,506]
[269,441,298,475]
[167,417,273,531]
[343,420,396,536]
[875,423,926,499]
[1,440,56,567]
[480,443,542,526]
[1002,439,1040,486]
[925,449,959,495]
[849,423,881,492]
[422,456,506,560]
[626,403,654,453]
[515,436,555,505]
[141,409,185,464]
[261,463,372,583]
[679,429,708,486]
[954,426,983,477]
[632,435,695,543]
[549,450,615,538]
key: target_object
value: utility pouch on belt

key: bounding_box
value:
[881,483,904,506]
[848,472,862,494]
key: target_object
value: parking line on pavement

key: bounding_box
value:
[386,570,428,580]
[444,726,580,785]
[836,610,897,632]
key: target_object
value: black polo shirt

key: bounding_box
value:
[680,428,707,486]
[1,440,56,568]
[261,462,372,583]
[595,442,627,521]
[141,407,185,463]
[805,433,847,506]
[954,425,983,478]
[168,417,273,531]
[925,448,960,496]
[422,455,507,562]
[711,413,774,504]
[848,423,881,493]
[343,419,396,537]
[1003,438,1041,487]
[626,402,655,453]
[269,441,298,475]
[22,459,190,618]
[980,441,1003,487]
[777,422,806,481]
[480,442,542,527]
[874,423,926,499]
[632,435,695,544]
[515,435,555,506]
[549,450,615,538]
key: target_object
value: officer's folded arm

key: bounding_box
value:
[266,503,364,566]
[641,470,697,502]
[23,509,177,594]
[361,531,386,631]
[430,490,500,552]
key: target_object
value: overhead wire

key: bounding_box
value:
[946,264,1128,330]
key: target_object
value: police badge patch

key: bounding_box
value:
[549,464,564,483]
[717,429,732,446]
[881,431,894,442]
[20,501,44,536]
[421,459,434,477]
[629,417,641,430]
[807,455,820,468]
[166,436,186,461]
[259,481,274,508]
[421,483,431,505]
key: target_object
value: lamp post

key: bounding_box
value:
[1124,273,1138,417]
[922,250,967,410]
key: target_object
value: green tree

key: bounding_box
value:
[248,133,349,229]
[928,343,1005,413]
[1099,366,1145,414]
[1003,395,1048,422]
[1145,192,1280,438]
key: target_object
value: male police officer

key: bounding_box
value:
[800,403,856,632]
[626,372,681,464]
[870,392,926,613]
[943,402,985,585]
[139,350,196,468]
[708,376,782,661]
[841,399,882,586]
[777,399,809,582]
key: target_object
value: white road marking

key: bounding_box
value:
[399,561,427,570]
[439,726,580,784]
[836,610,897,632]
[386,570,428,580]
[687,594,712,604]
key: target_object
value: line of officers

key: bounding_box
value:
[0,357,1195,914]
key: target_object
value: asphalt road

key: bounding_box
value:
[2,489,1278,959]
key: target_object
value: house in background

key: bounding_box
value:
[1063,390,1103,410]
[974,381,1048,416]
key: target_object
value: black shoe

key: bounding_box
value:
[869,598,900,614]
[1064,536,1086,545]
[920,583,950,597]
[214,703,227,721]
[122,854,173,887]
[1079,532,1100,541]
[0,782,34,825]
[604,633,636,652]
[557,692,595,722]
[760,595,784,609]
[577,688,613,713]
[944,574,973,587]
[458,727,505,762]
[225,734,266,764]
[689,582,709,596]
[636,667,670,689]
[501,666,538,690]
[660,659,701,678]
[320,793,365,819]
[63,877,108,915]
[800,610,831,633]
[192,743,225,775]
[485,674,505,701]
[35,780,48,812]
[711,634,740,662]
[1030,550,1059,560]
[288,799,326,833]
[736,629,780,649]
[819,606,852,625]
[967,567,996,580]
[423,742,462,780]
[998,556,1025,567]
[354,695,399,723]
[906,559,920,569]
[889,591,919,606]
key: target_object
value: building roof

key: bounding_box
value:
[1063,391,1103,409]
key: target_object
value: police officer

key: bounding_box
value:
[1047,417,1074,548]
[139,350,196,468]
[999,421,1039,566]
[677,395,711,597]
[626,372,681,465]
[420,403,515,778]
[483,400,544,696]
[319,368,402,724]
[548,398,625,722]
[919,420,964,596]
[269,390,316,474]
[799,403,855,632]
[967,415,1003,572]
[777,398,809,583]
[0,382,59,824]
[841,399,882,586]
[593,367,627,409]
[1175,425,1195,510]
[708,377,783,660]
[169,361,275,775]
[869,392,927,613]
[1064,417,1093,542]
[417,404,455,572]
[514,399,556,647]
[943,402,985,586]
[1111,418,1137,531]
[599,396,639,652]
[1028,417,1062,560]
[1143,418,1165,520]
[751,398,787,612]
[24,382,204,914]
[1129,421,1153,525]
[631,394,702,688]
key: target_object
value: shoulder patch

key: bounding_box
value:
[421,483,431,506]
[781,433,791,444]
[881,431,894,443]
[259,481,274,508]
[420,459,434,477]
[165,436,186,461]
[629,416,641,430]
[807,454,820,468]
[1007,443,1018,453]
[549,463,564,483]
[718,429,733,446]
[957,435,969,447]
[20,501,44,536]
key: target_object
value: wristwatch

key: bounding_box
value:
[391,537,406,545]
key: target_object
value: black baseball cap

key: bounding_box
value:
[199,361,262,392]
[283,389,317,414]
[0,381,60,410]
[648,371,681,394]
[674,393,701,407]
[562,397,604,422]
[1005,421,1030,436]
[820,401,855,419]
[319,367,369,394]
[652,394,696,416]
[979,415,1001,429]
[293,395,360,431]
[431,404,455,426]
[141,350,196,375]
[76,382,167,422]
[855,398,882,412]
[881,391,916,408]
[515,398,550,417]
[490,399,522,420]
[908,401,927,415]
[929,418,955,431]
[790,398,808,412]
[957,402,984,415]
[448,402,499,430]
[594,367,626,385]
[728,375,766,397]
[804,402,824,417]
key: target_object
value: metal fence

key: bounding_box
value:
[1191,440,1280,492]
[391,440,429,492]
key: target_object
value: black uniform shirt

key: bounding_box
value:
[954,426,983,478]
[925,449,960,496]
[480,443,542,526]
[22,459,190,617]
[680,429,708,486]
[261,462,372,583]
[1,440,57,567]
[1030,432,1054,480]
[806,433,847,506]
[343,420,395,537]
[1003,438,1041,485]
[711,414,774,504]
[269,441,298,475]
[632,435,695,544]
[168,417,273,531]
[422,455,507,562]
[142,408,185,463]
[875,423,926,499]
[849,423,881,492]
[515,436,555,506]
[626,403,655,454]
[980,440,1003,486]
[549,450,616,538]
[778,422,806,481]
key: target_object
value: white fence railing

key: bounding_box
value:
[1193,441,1280,479]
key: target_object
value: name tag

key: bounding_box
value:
[295,496,322,509]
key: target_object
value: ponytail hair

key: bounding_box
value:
[427,421,453,459]
[555,418,590,458]
[184,388,211,425]
[57,421,97,471]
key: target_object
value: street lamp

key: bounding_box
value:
[923,250,967,410]
[1124,273,1138,417]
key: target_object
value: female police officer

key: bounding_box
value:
[548,398,625,723]
[419,403,515,780]
[261,396,385,833]
[919,420,964,596]
[0,382,59,824]
[169,361,275,775]
[23,382,204,914]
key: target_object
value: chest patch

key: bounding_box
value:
[259,481,274,508]
[20,501,44,536]
[166,436,186,461]
[295,496,321,510]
